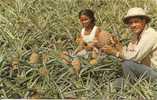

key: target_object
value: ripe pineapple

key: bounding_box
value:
[71,59,80,76]
[29,49,39,64]
[42,52,48,63]
[11,56,20,70]
[39,67,49,76]
[59,51,71,64]
[89,58,97,65]
[29,92,41,99]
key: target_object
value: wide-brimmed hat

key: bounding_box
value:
[123,7,151,24]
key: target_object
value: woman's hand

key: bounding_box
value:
[85,39,98,50]
[86,42,95,48]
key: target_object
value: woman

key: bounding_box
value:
[74,9,122,58]
[62,9,122,75]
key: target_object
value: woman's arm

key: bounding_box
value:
[73,36,85,55]
[98,31,123,58]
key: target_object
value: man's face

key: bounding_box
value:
[127,17,146,35]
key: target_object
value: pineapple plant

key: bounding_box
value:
[0,0,157,99]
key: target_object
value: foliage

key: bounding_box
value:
[0,0,157,99]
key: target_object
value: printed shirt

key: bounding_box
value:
[122,27,157,68]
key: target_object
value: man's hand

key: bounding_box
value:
[101,46,117,55]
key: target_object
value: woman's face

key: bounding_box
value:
[80,15,92,28]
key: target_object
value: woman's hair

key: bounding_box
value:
[79,9,96,24]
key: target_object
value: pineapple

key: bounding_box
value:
[29,49,39,64]
[39,67,49,76]
[59,51,71,64]
[71,59,80,76]
[42,52,48,63]
[89,58,97,65]
[11,55,20,70]
[29,92,41,99]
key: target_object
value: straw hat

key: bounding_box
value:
[123,7,151,24]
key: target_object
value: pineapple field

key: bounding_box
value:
[0,0,157,99]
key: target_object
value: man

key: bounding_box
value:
[102,7,157,82]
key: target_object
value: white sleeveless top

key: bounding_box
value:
[81,26,97,44]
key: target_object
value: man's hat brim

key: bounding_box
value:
[123,15,151,24]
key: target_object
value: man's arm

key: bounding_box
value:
[124,31,157,62]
